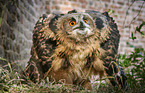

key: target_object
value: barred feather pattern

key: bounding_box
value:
[24,10,128,90]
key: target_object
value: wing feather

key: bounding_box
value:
[25,14,60,82]
[86,10,128,90]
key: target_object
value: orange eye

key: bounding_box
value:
[84,19,88,24]
[69,21,76,26]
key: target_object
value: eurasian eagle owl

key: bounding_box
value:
[24,10,128,90]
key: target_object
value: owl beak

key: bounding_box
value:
[75,22,88,35]
[79,21,86,30]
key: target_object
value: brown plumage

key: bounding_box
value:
[24,10,128,90]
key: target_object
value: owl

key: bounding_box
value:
[24,10,128,90]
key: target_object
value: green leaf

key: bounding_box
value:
[129,32,137,40]
[114,15,118,17]
[122,54,127,59]
[126,42,129,45]
[108,9,111,13]
[135,21,145,35]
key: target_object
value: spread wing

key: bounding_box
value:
[24,10,128,90]
[86,10,128,90]
[24,14,61,82]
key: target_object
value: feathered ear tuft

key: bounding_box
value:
[102,12,109,17]
[68,9,78,14]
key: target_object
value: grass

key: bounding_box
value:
[0,50,145,93]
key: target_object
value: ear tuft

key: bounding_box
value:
[68,9,78,14]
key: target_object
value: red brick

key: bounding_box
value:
[82,4,86,8]
[60,6,73,12]
[71,3,80,7]
[88,6,95,10]
[118,10,125,14]
[46,1,50,4]
[51,6,55,9]
[104,8,110,12]
[137,18,144,21]
[117,1,124,5]
[102,0,111,2]
[110,5,121,8]
[55,6,60,10]
[52,0,58,4]
[79,0,88,4]
[45,5,50,10]
[64,1,69,5]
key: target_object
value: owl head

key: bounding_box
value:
[57,12,97,42]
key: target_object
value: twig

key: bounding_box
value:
[123,0,135,28]
[128,1,145,33]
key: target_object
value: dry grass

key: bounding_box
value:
[0,55,145,93]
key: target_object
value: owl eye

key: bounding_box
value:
[84,19,88,24]
[69,21,76,26]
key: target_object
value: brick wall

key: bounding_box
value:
[0,0,46,67]
[46,0,145,54]
[0,0,145,67]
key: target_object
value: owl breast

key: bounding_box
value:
[67,40,103,76]
[68,45,91,78]
[70,46,88,67]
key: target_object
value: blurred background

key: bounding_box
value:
[0,0,145,68]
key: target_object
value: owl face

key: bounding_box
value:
[58,13,96,41]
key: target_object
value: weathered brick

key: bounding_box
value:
[60,6,73,11]
[24,29,33,40]
[137,18,144,21]
[45,5,50,10]
[102,0,110,2]
[71,3,81,7]
[51,6,55,9]
[110,5,121,8]
[0,46,5,58]
[28,0,35,6]
[46,0,50,4]
[6,1,17,15]
[52,0,58,4]
[79,0,88,4]
[55,6,61,10]
[28,6,36,17]
[5,50,18,62]
[88,6,95,10]
[34,0,40,5]
[7,13,16,27]
[0,0,145,67]
[118,10,125,14]
[82,4,86,8]
[117,1,124,5]
[20,50,31,60]
[64,1,69,5]
[1,20,11,36]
